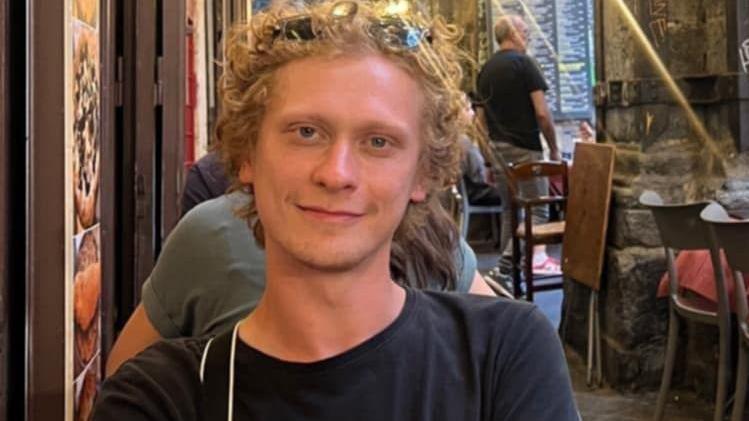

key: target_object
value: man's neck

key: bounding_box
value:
[239,244,406,363]
[499,41,522,53]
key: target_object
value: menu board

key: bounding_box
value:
[493,0,594,120]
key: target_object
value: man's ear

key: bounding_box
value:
[239,161,254,184]
[409,181,427,203]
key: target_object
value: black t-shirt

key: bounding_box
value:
[181,152,231,217]
[94,289,578,420]
[476,50,549,151]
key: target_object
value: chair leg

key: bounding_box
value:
[490,214,500,247]
[732,342,748,421]
[524,239,534,302]
[461,210,469,239]
[654,308,680,421]
[511,236,522,299]
[714,313,731,421]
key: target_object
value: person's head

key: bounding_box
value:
[494,15,528,53]
[216,0,471,287]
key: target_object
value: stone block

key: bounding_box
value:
[640,138,702,177]
[604,246,668,350]
[704,2,729,74]
[610,209,661,248]
[725,152,749,180]
[667,0,710,75]
[613,143,641,182]
[612,186,639,209]
[602,334,669,391]
[603,0,642,80]
[684,321,719,401]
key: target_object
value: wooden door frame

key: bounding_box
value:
[160,0,186,246]
[0,0,9,416]
[116,0,186,324]
[26,0,66,419]
[100,0,117,367]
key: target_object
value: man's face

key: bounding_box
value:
[240,54,427,273]
[513,20,529,53]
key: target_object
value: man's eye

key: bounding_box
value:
[298,126,317,139]
[369,136,388,149]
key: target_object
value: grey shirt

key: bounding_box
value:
[143,192,478,338]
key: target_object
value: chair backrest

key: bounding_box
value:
[506,160,568,198]
[639,190,712,250]
[639,190,721,308]
[701,201,749,323]
[701,202,749,273]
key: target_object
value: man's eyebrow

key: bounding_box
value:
[356,120,411,138]
[276,112,413,138]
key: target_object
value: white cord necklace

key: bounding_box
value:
[227,321,241,421]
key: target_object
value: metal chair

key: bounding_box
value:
[640,191,730,421]
[506,161,567,301]
[456,178,503,242]
[701,202,749,421]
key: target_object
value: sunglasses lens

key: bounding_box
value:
[372,21,426,50]
[403,28,423,49]
[283,17,315,41]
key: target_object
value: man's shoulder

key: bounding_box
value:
[416,290,540,333]
[176,193,250,239]
[115,337,209,378]
[183,192,247,221]
[95,337,209,420]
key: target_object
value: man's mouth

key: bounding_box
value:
[296,204,365,221]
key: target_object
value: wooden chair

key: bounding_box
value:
[506,160,568,301]
[640,191,730,421]
[701,202,749,421]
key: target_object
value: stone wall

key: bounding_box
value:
[562,0,749,397]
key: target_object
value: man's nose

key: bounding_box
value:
[310,140,358,191]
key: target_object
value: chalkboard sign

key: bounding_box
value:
[493,0,595,121]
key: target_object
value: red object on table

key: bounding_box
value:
[657,249,749,311]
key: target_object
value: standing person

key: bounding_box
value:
[477,15,562,280]
[94,2,577,420]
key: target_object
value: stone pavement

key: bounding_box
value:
[566,348,713,420]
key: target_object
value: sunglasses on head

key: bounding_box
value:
[270,1,433,51]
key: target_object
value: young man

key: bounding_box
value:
[94,2,577,419]
[477,15,561,277]
[104,191,489,376]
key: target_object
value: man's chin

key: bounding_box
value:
[289,240,384,274]
[293,251,367,274]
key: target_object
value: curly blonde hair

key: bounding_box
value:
[215,0,478,289]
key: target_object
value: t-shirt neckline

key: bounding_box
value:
[235,287,419,374]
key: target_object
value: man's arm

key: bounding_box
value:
[468,270,496,296]
[474,106,490,139]
[530,89,561,161]
[96,340,203,421]
[493,306,579,420]
[105,304,162,377]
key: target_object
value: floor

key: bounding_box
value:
[473,243,715,420]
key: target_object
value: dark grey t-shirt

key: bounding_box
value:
[143,193,478,338]
[95,290,578,420]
